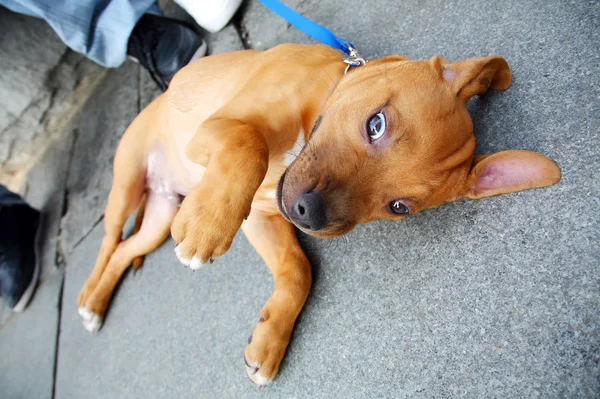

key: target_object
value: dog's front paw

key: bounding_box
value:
[244,312,292,387]
[171,187,248,269]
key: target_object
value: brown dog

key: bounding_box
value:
[77,44,560,386]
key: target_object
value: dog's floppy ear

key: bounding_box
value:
[456,150,561,200]
[440,56,512,102]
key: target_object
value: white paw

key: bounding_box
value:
[174,245,191,266]
[248,370,272,387]
[189,256,203,270]
[245,360,272,387]
[78,306,103,334]
[175,245,204,270]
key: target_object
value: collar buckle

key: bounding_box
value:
[342,44,368,74]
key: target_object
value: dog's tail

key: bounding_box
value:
[132,192,147,270]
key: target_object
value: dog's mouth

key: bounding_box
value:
[276,170,290,221]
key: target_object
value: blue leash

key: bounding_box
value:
[258,0,367,71]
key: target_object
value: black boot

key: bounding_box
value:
[127,13,207,91]
[0,186,41,312]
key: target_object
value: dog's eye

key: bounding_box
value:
[367,112,386,141]
[390,200,409,215]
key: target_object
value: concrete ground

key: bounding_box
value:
[0,0,598,398]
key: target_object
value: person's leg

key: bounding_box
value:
[1,0,157,67]
[1,0,207,90]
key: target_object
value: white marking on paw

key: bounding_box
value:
[245,359,271,386]
[252,371,272,386]
[174,245,191,267]
[79,307,103,333]
[78,306,93,321]
[78,306,88,319]
[83,315,103,333]
[189,256,203,270]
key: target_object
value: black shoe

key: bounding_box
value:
[127,13,207,91]
[0,200,41,312]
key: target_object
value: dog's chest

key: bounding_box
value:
[250,128,306,214]
[145,126,305,213]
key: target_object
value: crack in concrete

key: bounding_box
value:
[0,312,16,331]
[70,214,104,252]
[0,93,49,138]
[37,87,58,126]
[55,128,77,265]
[232,2,253,50]
[0,94,51,169]
[50,273,64,399]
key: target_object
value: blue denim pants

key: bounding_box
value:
[1,0,160,67]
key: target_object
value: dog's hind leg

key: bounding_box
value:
[241,211,312,386]
[77,108,153,312]
[131,193,147,270]
[79,192,177,333]
[77,170,145,311]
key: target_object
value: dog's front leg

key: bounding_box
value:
[172,118,268,266]
[241,210,312,386]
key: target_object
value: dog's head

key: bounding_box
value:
[278,55,561,237]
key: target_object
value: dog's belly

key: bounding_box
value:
[146,146,199,205]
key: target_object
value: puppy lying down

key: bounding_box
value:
[77,44,561,386]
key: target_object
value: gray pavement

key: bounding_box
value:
[0,6,105,188]
[1,0,599,398]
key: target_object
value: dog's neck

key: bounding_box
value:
[299,65,349,146]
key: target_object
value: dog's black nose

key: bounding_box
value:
[291,191,327,231]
